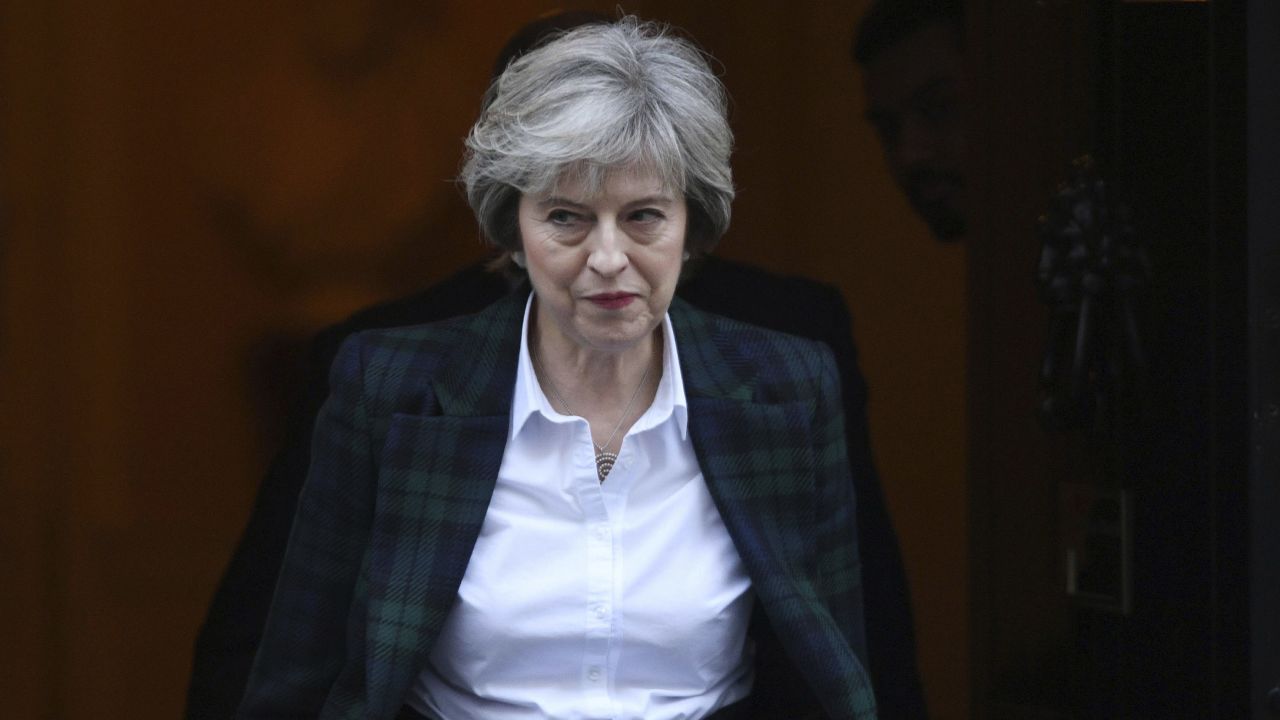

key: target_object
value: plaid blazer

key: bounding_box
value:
[237,292,877,720]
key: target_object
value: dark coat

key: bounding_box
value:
[235,292,878,719]
[187,257,926,719]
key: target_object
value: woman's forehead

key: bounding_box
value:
[536,163,680,202]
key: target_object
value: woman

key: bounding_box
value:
[238,18,875,720]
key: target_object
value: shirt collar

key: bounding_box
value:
[510,293,689,442]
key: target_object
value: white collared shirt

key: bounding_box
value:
[408,294,755,720]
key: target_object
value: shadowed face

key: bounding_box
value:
[518,167,688,356]
[863,22,967,240]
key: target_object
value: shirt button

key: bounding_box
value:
[594,525,609,540]
[594,605,607,619]
[588,667,602,682]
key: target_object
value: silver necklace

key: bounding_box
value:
[532,348,653,483]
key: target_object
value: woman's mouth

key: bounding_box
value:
[586,293,636,310]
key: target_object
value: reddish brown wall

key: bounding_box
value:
[0,1,967,716]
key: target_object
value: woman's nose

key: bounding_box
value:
[586,220,628,277]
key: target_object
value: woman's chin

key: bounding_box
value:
[575,321,658,354]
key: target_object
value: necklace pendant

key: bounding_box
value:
[595,451,618,483]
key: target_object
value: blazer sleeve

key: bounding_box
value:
[236,333,377,718]
[812,343,877,718]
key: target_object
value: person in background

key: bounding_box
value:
[855,0,966,242]
[187,10,926,719]
[237,17,873,719]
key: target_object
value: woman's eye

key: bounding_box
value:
[547,209,578,225]
[629,208,664,223]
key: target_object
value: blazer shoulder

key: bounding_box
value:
[674,301,837,404]
[348,288,523,361]
[341,313,471,373]
[324,321,457,418]
[308,264,514,377]
[334,293,526,417]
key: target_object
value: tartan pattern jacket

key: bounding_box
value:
[237,292,877,720]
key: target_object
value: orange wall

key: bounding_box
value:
[0,1,967,717]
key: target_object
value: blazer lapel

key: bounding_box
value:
[672,300,848,713]
[363,293,526,718]
[671,298,819,590]
[685,396,819,586]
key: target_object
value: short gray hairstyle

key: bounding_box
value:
[461,17,734,262]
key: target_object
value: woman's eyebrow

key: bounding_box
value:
[534,196,589,209]
[625,195,677,207]
[533,194,676,209]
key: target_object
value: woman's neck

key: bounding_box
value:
[529,319,663,450]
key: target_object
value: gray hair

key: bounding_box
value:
[460,17,734,262]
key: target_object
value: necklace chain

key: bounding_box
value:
[532,346,653,482]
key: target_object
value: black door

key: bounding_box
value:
[969,1,1275,717]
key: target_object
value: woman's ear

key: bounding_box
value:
[512,251,527,268]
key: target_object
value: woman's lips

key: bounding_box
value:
[586,293,636,310]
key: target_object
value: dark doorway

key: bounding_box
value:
[968,0,1274,717]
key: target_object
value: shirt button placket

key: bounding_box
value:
[581,490,613,708]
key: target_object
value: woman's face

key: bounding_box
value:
[518,166,687,357]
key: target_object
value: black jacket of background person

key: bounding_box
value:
[186,256,928,719]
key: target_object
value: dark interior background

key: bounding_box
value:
[3,0,1273,718]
